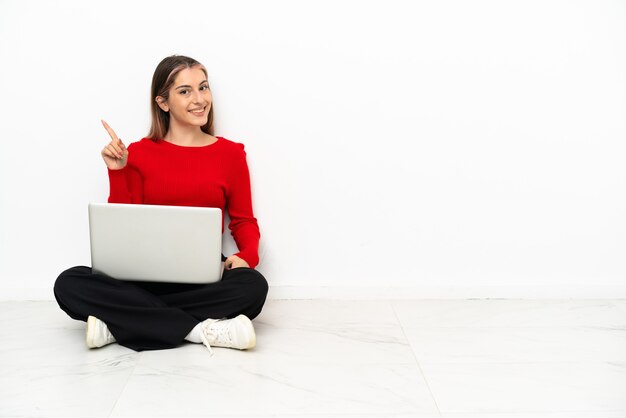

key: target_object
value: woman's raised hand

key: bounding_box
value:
[100,120,128,170]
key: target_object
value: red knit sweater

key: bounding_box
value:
[107,137,260,268]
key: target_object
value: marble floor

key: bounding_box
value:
[1,299,625,418]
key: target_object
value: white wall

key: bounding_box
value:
[1,0,624,299]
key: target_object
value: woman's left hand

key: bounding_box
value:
[224,255,250,270]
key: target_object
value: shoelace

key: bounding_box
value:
[199,330,214,356]
[199,319,232,356]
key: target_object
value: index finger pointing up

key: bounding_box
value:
[101,119,121,143]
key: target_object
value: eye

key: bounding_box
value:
[179,89,190,95]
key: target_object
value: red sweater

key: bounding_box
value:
[107,137,260,268]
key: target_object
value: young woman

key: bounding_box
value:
[53,55,268,354]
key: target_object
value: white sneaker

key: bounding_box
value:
[86,316,116,348]
[200,314,256,354]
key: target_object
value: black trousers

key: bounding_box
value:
[53,266,269,351]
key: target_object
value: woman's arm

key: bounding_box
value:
[226,143,260,268]
[101,120,143,204]
[107,164,143,204]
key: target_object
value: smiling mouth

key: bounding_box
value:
[189,107,206,116]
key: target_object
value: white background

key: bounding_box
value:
[1,0,624,299]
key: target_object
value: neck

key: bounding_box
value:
[164,121,208,146]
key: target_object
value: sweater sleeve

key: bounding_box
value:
[107,143,143,204]
[107,166,143,203]
[227,143,260,268]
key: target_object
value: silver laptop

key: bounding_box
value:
[89,203,223,283]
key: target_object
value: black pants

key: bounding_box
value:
[53,266,269,351]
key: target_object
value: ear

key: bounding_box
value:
[156,97,169,112]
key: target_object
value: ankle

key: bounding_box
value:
[184,322,204,344]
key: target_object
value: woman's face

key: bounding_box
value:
[158,66,212,128]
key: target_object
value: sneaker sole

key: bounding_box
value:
[235,315,256,350]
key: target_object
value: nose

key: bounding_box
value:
[192,89,204,103]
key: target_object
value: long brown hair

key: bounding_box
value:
[147,55,214,140]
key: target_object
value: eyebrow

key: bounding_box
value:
[175,80,209,90]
